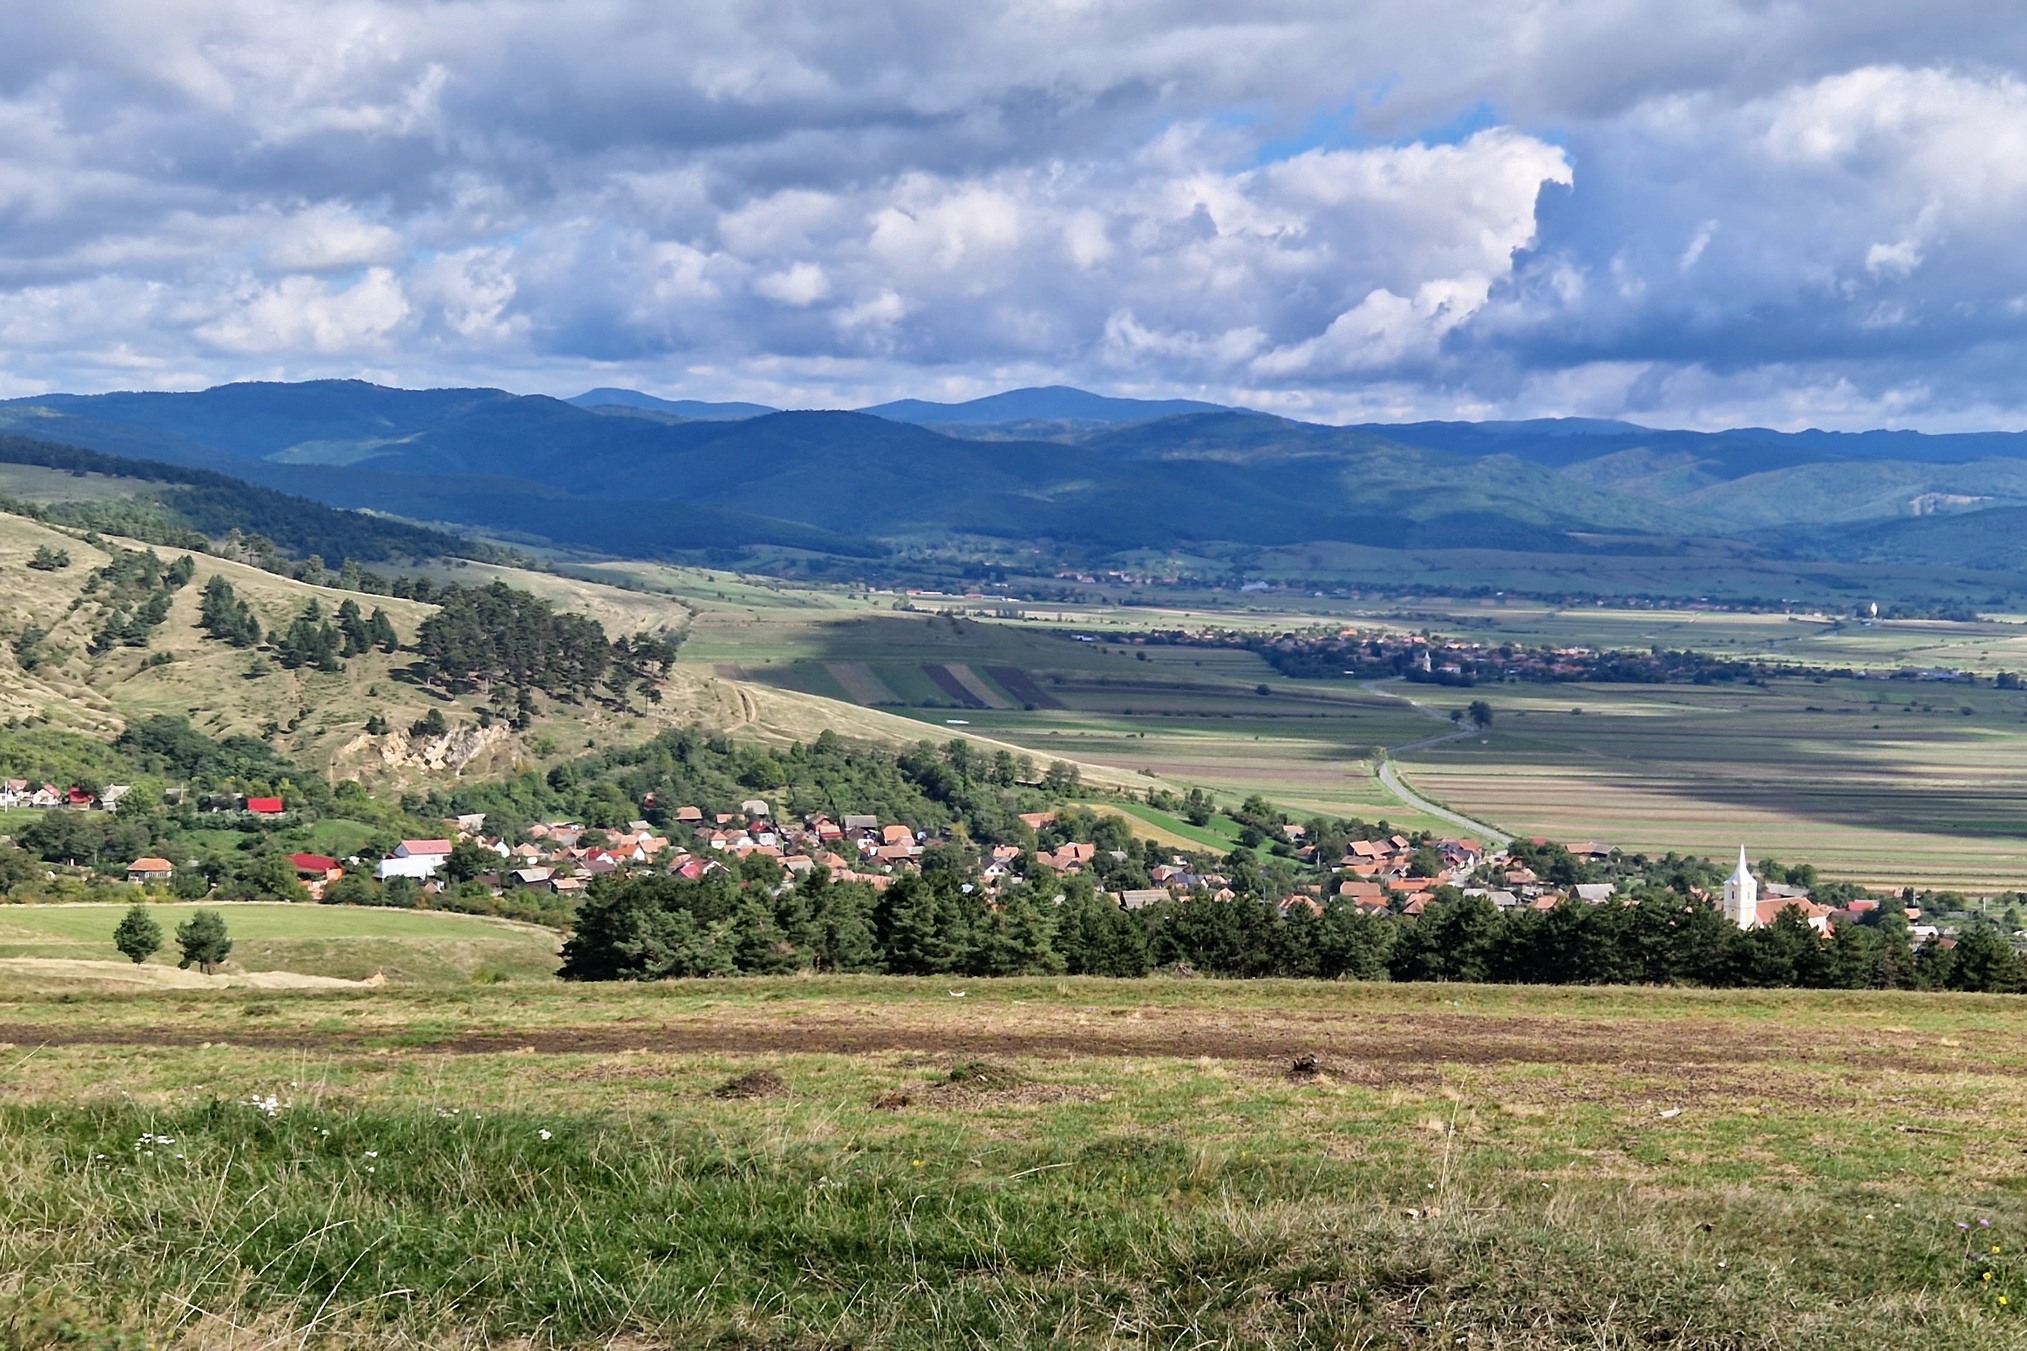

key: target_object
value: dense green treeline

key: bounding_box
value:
[562,871,2027,993]
[417,727,1075,841]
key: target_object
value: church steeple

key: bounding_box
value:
[1723,846,1759,928]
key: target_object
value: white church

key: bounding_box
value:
[1722,847,1832,932]
[1722,846,1759,928]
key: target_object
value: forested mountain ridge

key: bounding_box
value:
[15,380,2027,594]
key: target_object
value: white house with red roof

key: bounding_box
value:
[377,838,453,880]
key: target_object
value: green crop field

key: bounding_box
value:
[0,903,561,985]
[0,975,2022,1348]
[1110,800,1249,848]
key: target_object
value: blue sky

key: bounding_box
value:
[2,1,2026,430]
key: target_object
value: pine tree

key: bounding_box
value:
[276,600,342,671]
[174,909,232,974]
[1057,891,1151,976]
[198,576,261,647]
[113,904,163,965]
[873,873,971,975]
[973,894,1064,976]
[336,599,369,657]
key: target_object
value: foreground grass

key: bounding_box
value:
[2,977,2025,1347]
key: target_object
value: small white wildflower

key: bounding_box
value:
[363,1151,379,1159]
[537,1129,552,1141]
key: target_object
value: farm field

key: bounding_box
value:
[0,975,2022,1347]
[677,602,1448,823]
[0,903,561,985]
[1395,678,2027,889]
[1400,600,2027,674]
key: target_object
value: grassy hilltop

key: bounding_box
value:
[0,976,2022,1347]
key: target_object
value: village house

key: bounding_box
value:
[377,839,452,881]
[289,853,341,882]
[125,856,175,884]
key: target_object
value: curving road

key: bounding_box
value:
[1362,680,1510,844]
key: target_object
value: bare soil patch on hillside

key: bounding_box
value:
[0,958,385,991]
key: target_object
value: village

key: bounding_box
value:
[1133,625,1995,688]
[85,782,1941,944]
[3,765,1950,944]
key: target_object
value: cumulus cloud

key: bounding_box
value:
[1,2,2026,426]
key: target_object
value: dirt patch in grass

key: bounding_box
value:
[1287,1053,1326,1082]
[711,1069,788,1100]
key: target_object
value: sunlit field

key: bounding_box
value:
[2,975,2023,1348]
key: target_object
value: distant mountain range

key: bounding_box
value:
[9,380,2027,593]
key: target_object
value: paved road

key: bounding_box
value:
[1362,681,1510,844]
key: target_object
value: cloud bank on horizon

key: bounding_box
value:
[3,1,2026,429]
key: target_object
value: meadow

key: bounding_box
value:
[0,973,2023,1347]
[0,903,561,985]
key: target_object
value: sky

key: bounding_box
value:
[4,2,2027,429]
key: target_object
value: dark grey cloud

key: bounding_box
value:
[2,1,2026,426]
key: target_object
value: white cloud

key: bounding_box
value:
[198,267,410,354]
[1,5,2027,427]
[754,261,832,306]
[264,203,404,271]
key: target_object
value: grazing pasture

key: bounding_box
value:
[0,975,2021,1348]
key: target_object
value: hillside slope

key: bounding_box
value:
[0,513,1156,793]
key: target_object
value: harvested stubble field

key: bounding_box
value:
[1400,677,2027,889]
[3,975,2026,1347]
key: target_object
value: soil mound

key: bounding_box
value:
[711,1069,787,1100]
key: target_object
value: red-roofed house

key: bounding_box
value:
[289,853,340,880]
[377,839,452,880]
[245,796,285,816]
[126,857,174,883]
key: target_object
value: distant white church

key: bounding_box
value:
[1721,847,1833,932]
[1722,846,1759,928]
